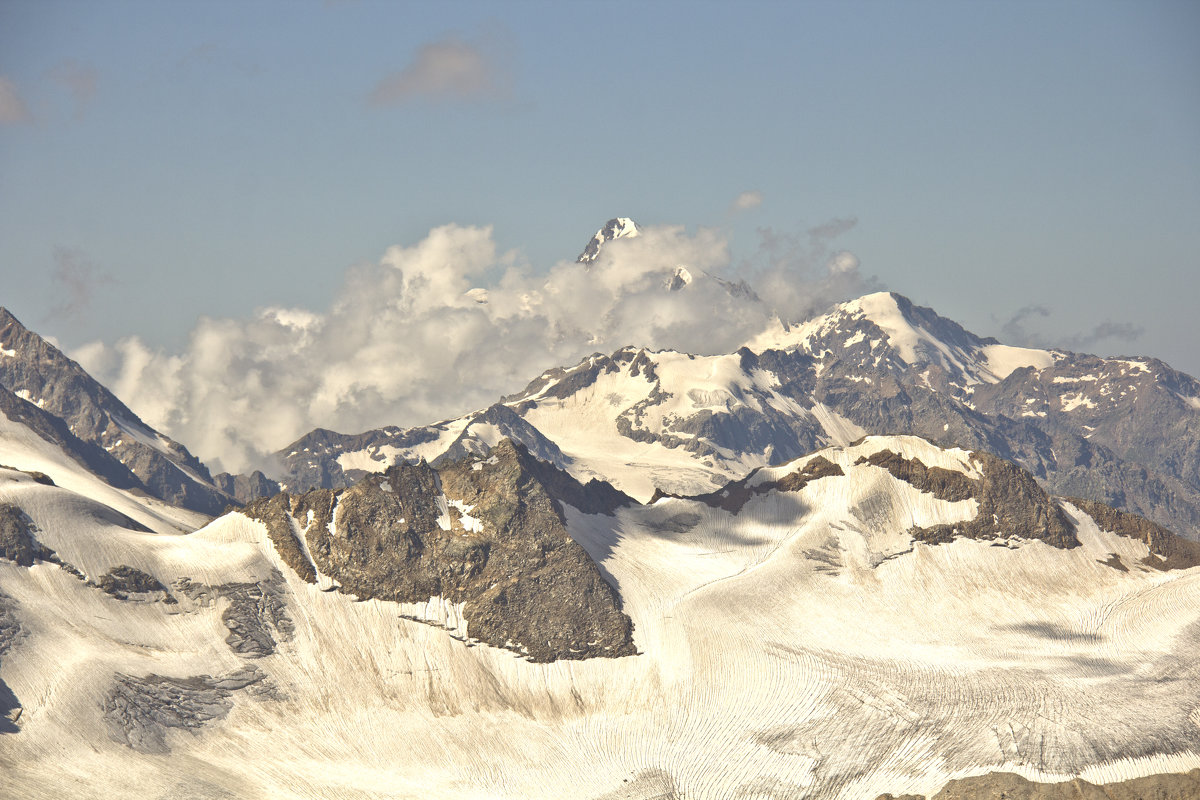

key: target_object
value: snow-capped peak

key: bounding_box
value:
[665,266,693,291]
[577,217,641,264]
[747,291,1057,385]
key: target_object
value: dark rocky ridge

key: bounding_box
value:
[213,469,280,505]
[876,767,1200,800]
[1065,496,1200,570]
[652,455,845,514]
[854,450,976,502]
[244,439,636,662]
[0,307,231,515]
[856,449,1078,548]
[241,495,317,583]
[0,502,57,566]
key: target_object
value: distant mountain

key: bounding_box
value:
[577,216,640,264]
[0,308,233,515]
[273,289,1200,540]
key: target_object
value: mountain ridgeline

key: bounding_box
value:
[267,288,1200,542]
[3,217,1200,798]
[0,309,234,515]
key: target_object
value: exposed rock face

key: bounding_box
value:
[855,449,1078,548]
[1066,496,1200,570]
[0,503,56,566]
[212,470,279,504]
[247,440,636,662]
[876,767,1200,800]
[102,667,267,754]
[855,450,976,502]
[241,495,316,583]
[96,566,173,602]
[660,454,845,514]
[0,307,231,515]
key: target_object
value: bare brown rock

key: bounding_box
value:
[1066,496,1200,570]
[876,767,1200,800]
[241,440,636,663]
[856,450,1078,549]
[673,454,845,514]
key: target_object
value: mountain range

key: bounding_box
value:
[1,218,1199,799]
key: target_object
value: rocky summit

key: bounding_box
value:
[243,438,636,662]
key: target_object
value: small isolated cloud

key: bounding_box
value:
[370,32,511,106]
[49,247,114,318]
[1000,304,1144,352]
[732,190,763,211]
[0,76,31,124]
[826,250,859,274]
[49,60,98,119]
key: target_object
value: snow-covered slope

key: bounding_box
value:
[0,308,232,515]
[3,436,1200,799]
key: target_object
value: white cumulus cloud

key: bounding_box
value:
[75,220,873,474]
[732,190,763,211]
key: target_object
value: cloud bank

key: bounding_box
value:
[74,221,871,473]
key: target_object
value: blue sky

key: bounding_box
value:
[1,1,1199,452]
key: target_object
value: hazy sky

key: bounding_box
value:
[1,0,1198,466]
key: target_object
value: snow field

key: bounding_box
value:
[2,435,1199,798]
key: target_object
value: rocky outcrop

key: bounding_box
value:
[852,449,1078,548]
[0,503,57,566]
[96,566,174,602]
[662,455,845,513]
[240,495,316,583]
[247,440,636,663]
[876,767,1200,800]
[1066,496,1200,570]
[102,666,267,754]
[854,450,976,502]
[0,307,231,515]
[213,470,279,504]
